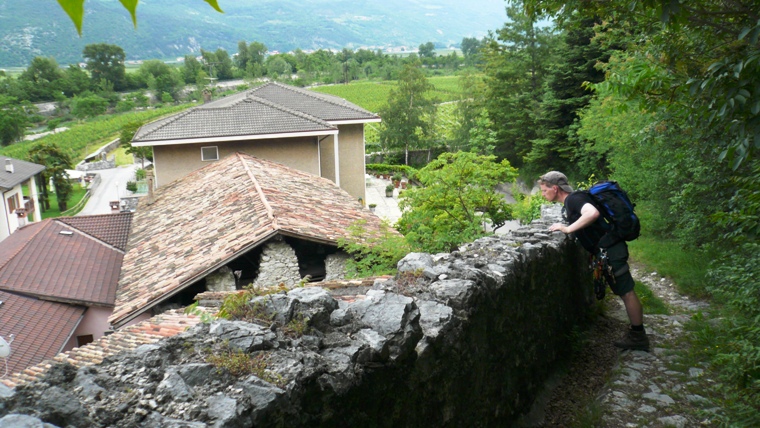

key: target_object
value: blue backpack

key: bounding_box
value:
[586,181,641,244]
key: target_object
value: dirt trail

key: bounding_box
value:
[520,262,722,427]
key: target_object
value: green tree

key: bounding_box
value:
[266,56,292,79]
[379,62,436,164]
[398,151,517,253]
[120,121,152,168]
[70,92,108,119]
[213,49,234,80]
[59,64,92,97]
[137,60,184,101]
[451,70,486,151]
[525,16,610,176]
[461,37,483,65]
[28,142,74,212]
[481,1,558,169]
[182,55,203,85]
[83,43,127,91]
[0,95,35,146]
[418,42,436,58]
[18,57,64,102]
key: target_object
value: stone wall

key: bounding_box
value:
[76,158,115,171]
[251,238,302,289]
[0,206,595,427]
[324,252,349,280]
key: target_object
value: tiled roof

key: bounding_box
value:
[0,291,85,376]
[58,212,133,251]
[133,93,337,143]
[110,152,387,327]
[1,309,201,388]
[0,155,45,191]
[0,215,128,306]
[250,82,380,121]
[132,82,379,144]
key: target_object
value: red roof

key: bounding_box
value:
[0,291,84,375]
[1,308,201,388]
[0,214,130,306]
[58,212,133,251]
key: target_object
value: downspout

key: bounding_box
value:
[317,136,330,178]
[1,189,10,238]
[333,133,340,187]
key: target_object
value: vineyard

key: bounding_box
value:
[0,104,193,162]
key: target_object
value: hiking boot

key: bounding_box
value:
[614,328,650,352]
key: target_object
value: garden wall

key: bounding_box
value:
[0,206,594,427]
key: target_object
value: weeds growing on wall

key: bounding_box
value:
[204,343,284,386]
[216,283,285,324]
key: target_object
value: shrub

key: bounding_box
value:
[115,99,135,113]
[338,219,411,277]
[511,190,548,224]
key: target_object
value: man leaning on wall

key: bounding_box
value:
[538,171,649,352]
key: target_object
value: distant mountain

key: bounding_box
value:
[0,0,507,67]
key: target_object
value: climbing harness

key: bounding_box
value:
[590,249,616,300]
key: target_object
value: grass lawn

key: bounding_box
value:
[39,185,88,219]
[628,236,714,298]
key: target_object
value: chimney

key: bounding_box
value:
[145,170,155,205]
[4,159,13,174]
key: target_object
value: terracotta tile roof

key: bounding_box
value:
[58,212,133,251]
[132,82,379,144]
[0,291,85,376]
[0,215,127,306]
[0,155,45,191]
[1,309,201,388]
[110,152,387,327]
[250,82,380,121]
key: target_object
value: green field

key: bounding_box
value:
[310,75,466,113]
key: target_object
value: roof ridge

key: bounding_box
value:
[245,94,336,129]
[0,220,50,271]
[271,81,376,116]
[53,219,125,254]
[236,153,278,229]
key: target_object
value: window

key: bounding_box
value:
[201,146,219,161]
[77,334,94,347]
[7,194,19,213]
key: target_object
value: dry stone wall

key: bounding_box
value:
[0,206,594,427]
[251,238,302,289]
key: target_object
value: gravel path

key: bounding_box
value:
[519,261,722,427]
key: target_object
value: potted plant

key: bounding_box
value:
[385,184,395,197]
[368,203,377,212]
[392,173,402,188]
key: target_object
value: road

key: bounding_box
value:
[77,164,138,216]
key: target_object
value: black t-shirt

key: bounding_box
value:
[564,192,607,253]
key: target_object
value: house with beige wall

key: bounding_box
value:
[131,82,380,203]
[0,156,44,242]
